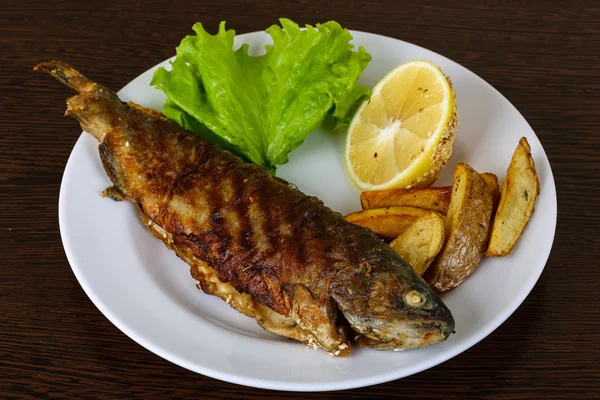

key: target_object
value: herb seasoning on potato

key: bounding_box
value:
[486,137,540,257]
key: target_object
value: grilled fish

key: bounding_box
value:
[36,60,454,356]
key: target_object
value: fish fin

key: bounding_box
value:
[101,186,125,201]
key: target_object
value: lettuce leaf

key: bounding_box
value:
[151,18,371,173]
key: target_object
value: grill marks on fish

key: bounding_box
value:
[155,146,294,315]
[142,211,305,344]
[235,182,290,313]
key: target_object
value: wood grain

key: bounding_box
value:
[1,0,599,398]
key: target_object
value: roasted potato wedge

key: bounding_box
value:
[345,206,433,241]
[487,137,540,257]
[423,163,494,292]
[480,172,500,213]
[389,212,445,275]
[360,187,452,214]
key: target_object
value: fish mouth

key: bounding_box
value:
[352,319,454,350]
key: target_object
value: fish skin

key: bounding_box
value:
[36,60,455,355]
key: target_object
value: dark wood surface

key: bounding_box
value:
[2,0,599,398]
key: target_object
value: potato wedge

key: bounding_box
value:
[345,206,434,241]
[389,212,445,275]
[480,172,500,213]
[487,137,540,257]
[360,187,452,214]
[423,163,494,292]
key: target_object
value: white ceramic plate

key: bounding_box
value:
[59,30,556,391]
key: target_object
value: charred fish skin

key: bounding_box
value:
[36,60,454,355]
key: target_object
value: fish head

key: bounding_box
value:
[330,251,455,350]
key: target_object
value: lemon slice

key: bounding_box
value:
[345,60,458,190]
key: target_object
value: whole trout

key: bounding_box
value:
[36,61,454,356]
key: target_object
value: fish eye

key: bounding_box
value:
[405,290,426,307]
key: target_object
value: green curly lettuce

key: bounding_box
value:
[151,18,371,173]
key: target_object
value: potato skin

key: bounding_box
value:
[423,164,494,292]
[486,137,540,257]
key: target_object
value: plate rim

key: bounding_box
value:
[58,29,557,392]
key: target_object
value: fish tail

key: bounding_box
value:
[34,60,96,94]
[35,61,122,142]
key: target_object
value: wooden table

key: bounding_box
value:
[2,1,598,398]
